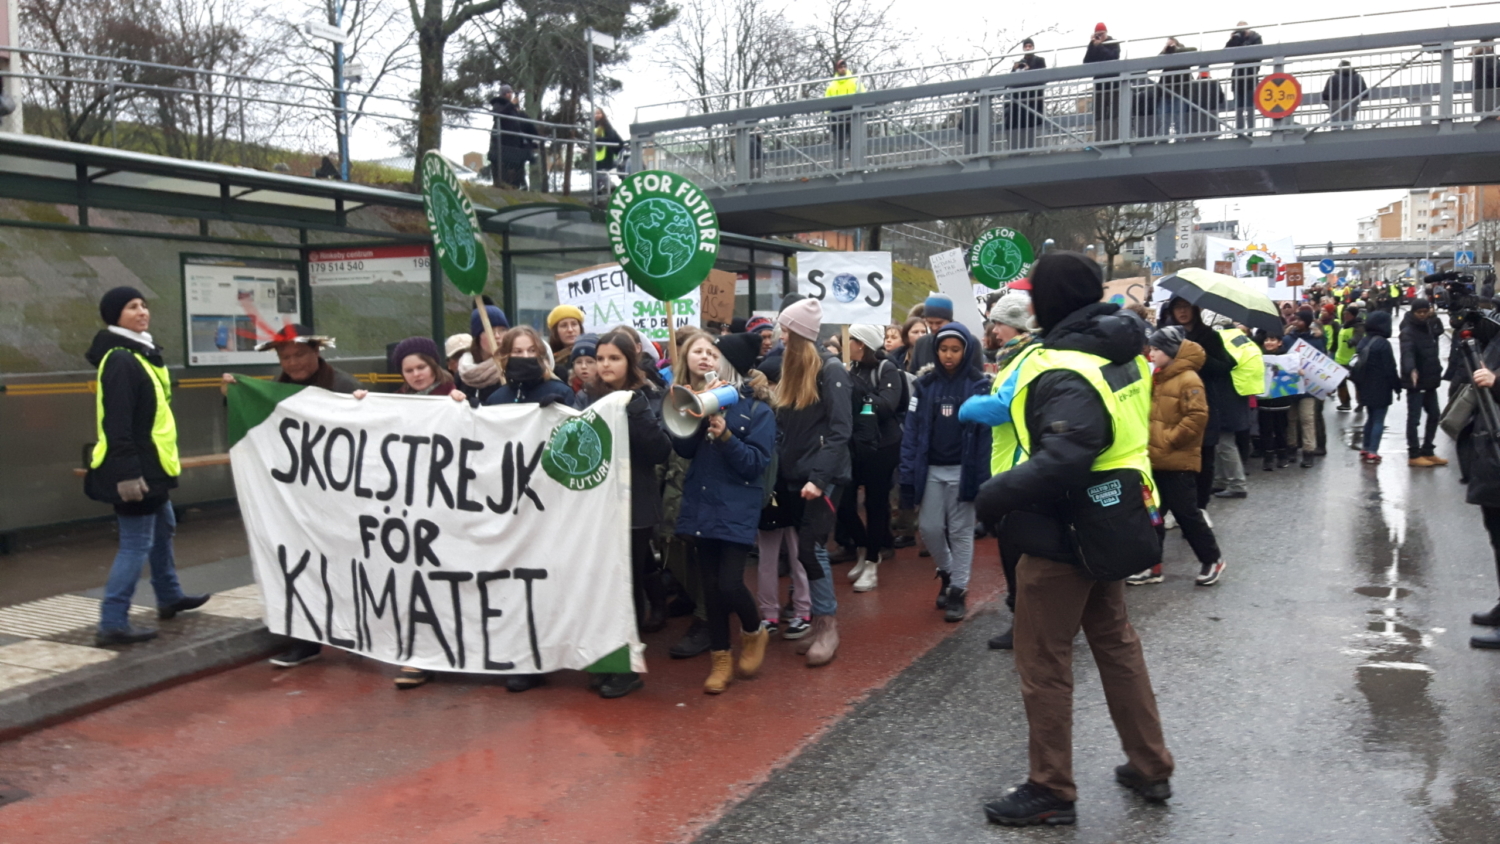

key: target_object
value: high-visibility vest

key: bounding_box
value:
[91,348,181,476]
[1335,324,1359,366]
[824,73,864,98]
[1220,327,1264,397]
[1010,347,1156,504]
[594,126,611,162]
[987,343,1044,475]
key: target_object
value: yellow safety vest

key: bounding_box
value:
[987,343,1044,475]
[91,348,181,476]
[1010,347,1156,504]
[594,126,610,162]
[824,73,864,97]
[1219,327,1265,397]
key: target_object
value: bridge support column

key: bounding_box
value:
[1438,42,1455,133]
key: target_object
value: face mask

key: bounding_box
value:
[505,356,544,385]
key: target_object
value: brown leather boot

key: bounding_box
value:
[704,650,734,694]
[738,623,770,678]
[806,616,839,667]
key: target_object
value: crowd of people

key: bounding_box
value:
[81,255,1500,824]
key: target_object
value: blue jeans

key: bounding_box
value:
[100,501,185,631]
[1363,406,1389,453]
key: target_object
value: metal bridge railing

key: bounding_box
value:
[631,25,1500,193]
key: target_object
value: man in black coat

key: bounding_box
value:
[976,253,1173,827]
[1084,24,1122,141]
[1322,60,1369,125]
[1400,298,1447,466]
[489,86,535,189]
[1004,38,1047,150]
[1226,22,1263,130]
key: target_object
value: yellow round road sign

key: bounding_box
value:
[1255,73,1302,119]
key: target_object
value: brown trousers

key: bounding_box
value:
[1013,554,1174,802]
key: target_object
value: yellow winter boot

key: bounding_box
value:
[738,623,770,678]
[704,650,734,694]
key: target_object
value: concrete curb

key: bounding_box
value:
[0,620,279,740]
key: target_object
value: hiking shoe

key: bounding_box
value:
[95,625,158,646]
[934,570,952,609]
[270,641,322,668]
[1196,560,1226,586]
[1408,456,1435,467]
[983,782,1076,826]
[1471,630,1500,650]
[988,626,1014,650]
[157,594,211,620]
[783,617,812,640]
[943,588,967,622]
[598,672,644,698]
[1126,566,1164,586]
[1426,454,1449,466]
[1115,764,1172,802]
[669,619,711,659]
[1472,603,1500,627]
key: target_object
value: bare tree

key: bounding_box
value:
[803,0,903,81]
[656,0,815,113]
[406,0,508,184]
[1093,202,1192,280]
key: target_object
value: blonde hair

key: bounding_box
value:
[773,332,823,410]
[670,327,711,386]
[498,326,557,380]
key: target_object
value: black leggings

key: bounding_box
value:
[631,527,667,627]
[836,446,898,559]
[693,538,761,651]
[1259,409,1289,457]
[1484,506,1500,596]
[1195,425,1220,509]
[1154,469,1222,565]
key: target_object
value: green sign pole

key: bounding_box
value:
[606,170,720,364]
[419,152,495,350]
[968,227,1035,289]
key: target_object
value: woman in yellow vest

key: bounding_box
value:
[84,287,210,645]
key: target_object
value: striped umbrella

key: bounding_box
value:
[1156,267,1283,335]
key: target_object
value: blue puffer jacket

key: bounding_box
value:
[672,385,776,546]
[900,322,992,506]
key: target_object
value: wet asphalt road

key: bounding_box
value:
[695,406,1500,844]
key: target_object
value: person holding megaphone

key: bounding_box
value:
[665,332,777,694]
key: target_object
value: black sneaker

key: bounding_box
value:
[506,673,546,692]
[1472,603,1500,626]
[983,782,1076,826]
[95,625,159,646]
[934,571,952,609]
[158,594,211,619]
[1115,764,1172,802]
[269,641,323,668]
[783,617,812,640]
[669,619,712,659]
[944,587,967,622]
[598,672,644,699]
[1471,630,1500,649]
[988,626,1014,650]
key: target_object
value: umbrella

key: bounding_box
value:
[1156,267,1283,335]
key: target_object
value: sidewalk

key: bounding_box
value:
[0,506,281,737]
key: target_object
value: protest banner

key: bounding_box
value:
[1262,354,1304,398]
[1289,338,1347,400]
[929,248,986,333]
[555,263,697,345]
[699,269,736,327]
[227,378,643,675]
[796,251,892,324]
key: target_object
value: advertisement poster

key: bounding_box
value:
[183,255,302,367]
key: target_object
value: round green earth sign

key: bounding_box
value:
[420,152,489,296]
[607,170,720,301]
[968,227,1035,289]
[542,410,613,491]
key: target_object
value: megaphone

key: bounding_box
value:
[665,382,741,439]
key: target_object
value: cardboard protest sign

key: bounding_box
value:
[699,269,736,327]
[796,251,892,324]
[1262,354,1304,398]
[227,378,643,675]
[1289,339,1347,401]
[930,248,986,334]
[555,263,697,344]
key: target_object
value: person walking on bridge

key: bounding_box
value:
[976,253,1174,827]
[1004,38,1047,150]
[1322,61,1369,126]
[86,287,211,645]
[1226,22,1263,131]
[825,59,864,168]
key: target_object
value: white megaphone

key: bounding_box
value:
[665,380,741,439]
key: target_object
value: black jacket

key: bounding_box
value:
[1226,29,1264,83]
[624,387,673,529]
[1084,39,1121,78]
[848,355,905,451]
[1166,310,1246,432]
[492,100,536,153]
[974,303,1141,563]
[1355,311,1402,408]
[1322,68,1368,104]
[1457,336,1500,506]
[775,351,853,491]
[1399,311,1444,391]
[84,330,178,514]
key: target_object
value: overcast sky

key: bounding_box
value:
[462,0,1487,245]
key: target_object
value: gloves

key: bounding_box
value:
[899,484,916,511]
[116,477,149,502]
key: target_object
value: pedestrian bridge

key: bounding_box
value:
[630,24,1500,236]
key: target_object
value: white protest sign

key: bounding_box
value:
[1289,338,1347,400]
[555,263,698,344]
[1261,354,1304,398]
[796,251,892,324]
[228,380,643,675]
[929,248,986,334]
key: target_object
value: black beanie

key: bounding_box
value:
[715,331,761,377]
[1029,252,1103,332]
[99,286,146,326]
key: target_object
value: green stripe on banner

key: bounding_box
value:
[226,377,306,448]
[585,645,632,674]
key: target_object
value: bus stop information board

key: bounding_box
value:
[308,244,432,286]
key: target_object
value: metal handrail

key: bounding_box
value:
[635,1,1500,121]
